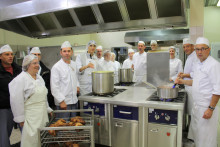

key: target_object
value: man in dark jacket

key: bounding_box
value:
[0,44,22,147]
[30,47,55,108]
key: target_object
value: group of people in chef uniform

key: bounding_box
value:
[0,36,220,147]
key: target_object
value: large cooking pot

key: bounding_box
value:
[157,85,179,99]
[92,71,114,95]
[119,68,133,83]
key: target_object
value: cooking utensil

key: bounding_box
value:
[119,68,133,83]
[92,71,114,95]
[157,85,179,99]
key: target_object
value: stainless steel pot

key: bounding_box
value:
[119,68,133,83]
[157,85,179,99]
[92,71,114,95]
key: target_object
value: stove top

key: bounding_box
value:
[147,91,186,103]
[114,82,134,86]
[86,88,127,98]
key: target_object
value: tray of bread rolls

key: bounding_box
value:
[39,109,94,147]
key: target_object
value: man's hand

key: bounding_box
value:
[60,101,67,110]
[175,77,184,84]
[19,122,24,127]
[203,109,213,119]
[77,87,80,94]
[87,63,94,69]
[178,72,184,78]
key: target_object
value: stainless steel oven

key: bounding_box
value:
[81,101,111,146]
[111,105,139,147]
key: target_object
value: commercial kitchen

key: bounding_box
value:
[1,0,220,147]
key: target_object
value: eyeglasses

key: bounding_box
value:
[195,47,209,52]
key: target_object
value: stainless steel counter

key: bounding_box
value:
[78,86,156,107]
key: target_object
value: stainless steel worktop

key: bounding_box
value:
[78,86,185,111]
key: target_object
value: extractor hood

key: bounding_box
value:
[0,0,187,38]
[124,29,189,46]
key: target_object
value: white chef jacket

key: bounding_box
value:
[184,51,198,80]
[169,58,183,81]
[113,61,121,83]
[97,57,104,62]
[9,71,52,123]
[122,58,133,68]
[51,59,79,106]
[190,56,220,147]
[192,56,220,107]
[75,52,97,95]
[132,52,147,82]
[97,60,115,71]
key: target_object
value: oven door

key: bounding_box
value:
[148,123,177,147]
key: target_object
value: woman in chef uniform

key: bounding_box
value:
[76,40,97,95]
[111,52,121,83]
[169,46,183,82]
[9,54,53,147]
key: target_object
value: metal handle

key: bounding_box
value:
[119,111,132,114]
[150,129,158,133]
[115,122,123,127]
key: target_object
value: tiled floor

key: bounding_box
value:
[10,128,21,145]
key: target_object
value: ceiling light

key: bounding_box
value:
[217,0,220,6]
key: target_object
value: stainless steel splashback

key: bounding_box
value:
[147,52,170,87]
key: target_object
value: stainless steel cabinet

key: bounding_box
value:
[148,123,177,147]
[112,119,139,147]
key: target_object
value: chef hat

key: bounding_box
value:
[169,46,176,51]
[196,37,209,47]
[30,47,41,54]
[103,50,111,56]
[61,41,72,49]
[150,40,157,45]
[22,54,38,71]
[96,45,103,50]
[88,40,96,46]
[138,41,145,45]
[0,44,13,54]
[183,38,193,45]
[128,49,134,53]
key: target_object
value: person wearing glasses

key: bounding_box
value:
[177,38,198,140]
[9,54,53,147]
[175,37,220,147]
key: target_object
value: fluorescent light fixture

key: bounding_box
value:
[217,0,220,6]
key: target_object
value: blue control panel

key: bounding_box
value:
[148,108,178,125]
[113,105,138,120]
[83,102,105,116]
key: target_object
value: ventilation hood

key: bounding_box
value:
[0,0,187,38]
[124,29,189,46]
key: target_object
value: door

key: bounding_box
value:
[112,119,139,147]
[148,123,177,147]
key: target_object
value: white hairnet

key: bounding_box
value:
[138,41,145,45]
[0,44,13,54]
[196,37,209,47]
[103,50,111,56]
[183,38,193,45]
[96,45,103,50]
[87,40,96,50]
[128,49,134,53]
[61,41,72,49]
[169,46,176,51]
[22,54,38,71]
[30,47,41,54]
[111,52,116,59]
[150,40,157,45]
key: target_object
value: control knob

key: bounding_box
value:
[165,115,170,121]
[155,114,160,120]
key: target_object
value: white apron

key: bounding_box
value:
[188,68,219,147]
[21,81,49,147]
[185,85,193,115]
[133,73,146,83]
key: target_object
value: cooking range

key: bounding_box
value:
[146,91,187,147]
[85,88,126,97]
[114,82,134,86]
